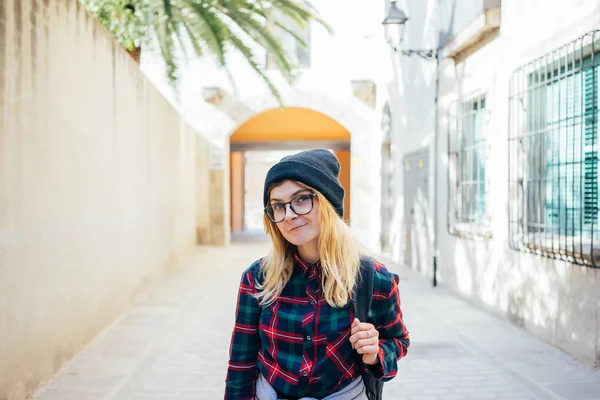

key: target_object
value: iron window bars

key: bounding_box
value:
[447,91,491,238]
[508,30,600,267]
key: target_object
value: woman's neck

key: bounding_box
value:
[297,240,320,264]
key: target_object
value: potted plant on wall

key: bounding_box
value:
[82,0,146,64]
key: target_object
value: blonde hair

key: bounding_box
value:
[257,182,361,308]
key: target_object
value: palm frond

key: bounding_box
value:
[152,2,178,82]
[227,34,281,103]
[273,21,308,48]
[215,5,294,82]
[83,0,332,102]
[274,0,333,34]
[182,0,227,65]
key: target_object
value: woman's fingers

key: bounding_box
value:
[349,320,380,366]
[350,321,373,336]
[349,323,379,349]
[353,336,378,350]
[355,343,379,354]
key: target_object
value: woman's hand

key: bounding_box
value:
[349,318,380,365]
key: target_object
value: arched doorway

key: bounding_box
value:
[229,107,351,234]
[205,90,380,249]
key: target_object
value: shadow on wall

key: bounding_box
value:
[505,247,598,366]
[446,213,599,366]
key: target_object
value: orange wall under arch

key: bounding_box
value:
[230,108,352,232]
[230,107,351,143]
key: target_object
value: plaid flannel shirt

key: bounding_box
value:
[224,255,410,399]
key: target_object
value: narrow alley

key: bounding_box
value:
[4,1,600,400]
[32,242,600,400]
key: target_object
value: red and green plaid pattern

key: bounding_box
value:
[225,255,410,399]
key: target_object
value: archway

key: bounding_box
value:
[205,89,382,250]
[229,107,351,233]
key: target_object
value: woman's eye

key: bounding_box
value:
[272,204,284,211]
[296,195,310,203]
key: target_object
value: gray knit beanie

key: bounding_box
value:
[263,149,345,218]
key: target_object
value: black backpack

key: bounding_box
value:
[354,257,384,400]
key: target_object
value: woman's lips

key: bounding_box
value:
[290,224,307,232]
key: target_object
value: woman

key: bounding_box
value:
[225,149,409,400]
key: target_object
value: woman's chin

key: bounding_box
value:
[285,232,317,247]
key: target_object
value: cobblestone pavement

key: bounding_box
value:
[32,242,600,400]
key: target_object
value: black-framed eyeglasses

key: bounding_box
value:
[264,193,317,223]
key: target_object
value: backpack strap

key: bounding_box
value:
[354,257,375,322]
[354,257,384,400]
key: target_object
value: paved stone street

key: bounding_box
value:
[32,242,600,400]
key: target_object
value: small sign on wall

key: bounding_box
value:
[209,144,225,170]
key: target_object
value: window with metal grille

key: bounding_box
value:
[508,30,600,267]
[447,92,491,238]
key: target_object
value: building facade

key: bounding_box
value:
[387,0,600,367]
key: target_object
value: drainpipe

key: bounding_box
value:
[432,51,440,288]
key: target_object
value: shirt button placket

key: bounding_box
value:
[298,367,310,389]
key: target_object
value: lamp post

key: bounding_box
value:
[382,1,437,60]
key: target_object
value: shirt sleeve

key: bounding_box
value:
[363,262,410,382]
[224,263,262,400]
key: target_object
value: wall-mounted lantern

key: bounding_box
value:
[382,1,437,60]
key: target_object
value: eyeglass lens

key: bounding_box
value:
[267,194,314,222]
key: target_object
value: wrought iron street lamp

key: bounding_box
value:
[382,1,437,60]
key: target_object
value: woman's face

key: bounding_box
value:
[268,180,321,247]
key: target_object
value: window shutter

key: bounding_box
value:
[583,66,599,225]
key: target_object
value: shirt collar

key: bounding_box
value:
[293,253,321,275]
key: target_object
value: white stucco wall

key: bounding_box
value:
[383,0,440,273]
[391,0,600,367]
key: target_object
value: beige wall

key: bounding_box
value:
[0,1,212,399]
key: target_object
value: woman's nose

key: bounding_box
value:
[283,203,298,220]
